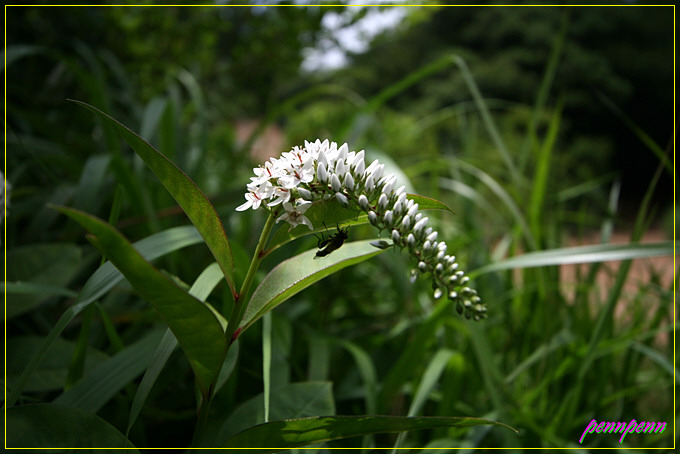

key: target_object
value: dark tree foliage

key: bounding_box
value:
[334,5,673,205]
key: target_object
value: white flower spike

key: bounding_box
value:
[236,140,486,320]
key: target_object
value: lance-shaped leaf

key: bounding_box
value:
[56,206,227,398]
[407,193,455,213]
[70,99,235,295]
[240,240,385,333]
[471,241,675,277]
[220,415,517,451]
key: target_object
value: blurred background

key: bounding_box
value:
[5,2,676,450]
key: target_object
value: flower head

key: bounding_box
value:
[236,140,486,320]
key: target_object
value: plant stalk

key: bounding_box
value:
[224,210,277,345]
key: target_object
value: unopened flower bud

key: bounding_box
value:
[426,231,438,242]
[368,211,379,227]
[434,288,443,299]
[407,202,418,215]
[383,210,394,228]
[317,162,327,183]
[378,193,389,210]
[401,215,411,230]
[382,176,396,195]
[354,151,365,175]
[344,172,355,191]
[336,192,349,207]
[338,143,348,161]
[331,173,342,192]
[413,217,429,237]
[406,233,416,248]
[365,174,375,192]
[358,194,369,210]
[391,229,400,243]
[335,159,347,175]
[297,188,313,201]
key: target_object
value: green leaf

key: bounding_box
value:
[6,225,203,408]
[221,415,516,451]
[240,240,385,333]
[53,329,164,413]
[6,404,139,451]
[6,243,82,318]
[212,381,336,446]
[70,99,236,295]
[56,206,227,398]
[471,241,675,277]
[407,193,455,213]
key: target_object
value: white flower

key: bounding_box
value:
[236,190,265,211]
[276,200,314,230]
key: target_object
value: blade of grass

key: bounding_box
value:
[263,311,272,424]
[392,349,455,452]
[471,241,673,277]
[519,8,570,173]
[53,329,164,413]
[452,55,520,188]
[528,95,563,245]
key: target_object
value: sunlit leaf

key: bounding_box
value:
[221,415,516,451]
[211,381,335,446]
[240,240,385,334]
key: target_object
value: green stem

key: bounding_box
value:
[190,396,212,449]
[225,210,277,345]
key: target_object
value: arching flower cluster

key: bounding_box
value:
[236,140,486,320]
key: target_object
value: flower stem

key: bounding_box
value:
[224,210,277,345]
[190,395,212,450]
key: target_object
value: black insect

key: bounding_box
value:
[314,224,349,259]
